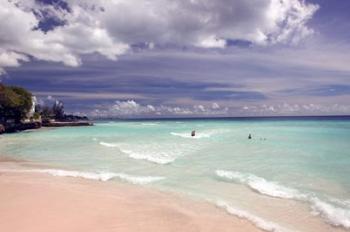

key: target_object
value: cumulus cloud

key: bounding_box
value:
[0,0,318,73]
[86,100,350,118]
[241,103,350,115]
[89,100,229,118]
[0,0,128,73]
[91,0,318,46]
[0,51,29,74]
[212,102,220,109]
[111,100,142,115]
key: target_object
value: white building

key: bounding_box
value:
[26,96,37,119]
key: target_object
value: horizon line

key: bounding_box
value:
[89,115,350,121]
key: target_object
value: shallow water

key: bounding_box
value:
[1,118,350,231]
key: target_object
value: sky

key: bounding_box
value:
[0,0,350,118]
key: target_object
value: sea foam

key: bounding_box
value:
[311,197,350,229]
[170,131,212,139]
[120,149,175,165]
[1,168,165,185]
[98,141,176,164]
[216,200,289,232]
[171,129,229,139]
[141,123,159,126]
[215,170,306,200]
[170,132,211,139]
[99,142,118,147]
[216,170,350,229]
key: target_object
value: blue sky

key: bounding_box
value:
[0,0,349,117]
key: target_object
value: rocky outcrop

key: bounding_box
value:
[42,121,93,127]
[0,120,93,134]
[3,122,42,133]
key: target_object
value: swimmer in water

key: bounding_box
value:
[248,134,252,139]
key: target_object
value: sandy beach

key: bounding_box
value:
[0,161,261,232]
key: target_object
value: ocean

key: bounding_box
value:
[1,117,350,231]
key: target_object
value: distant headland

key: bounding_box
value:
[0,84,92,134]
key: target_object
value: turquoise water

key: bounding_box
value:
[1,118,350,231]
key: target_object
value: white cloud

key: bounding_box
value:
[89,100,229,117]
[81,99,350,118]
[71,0,318,46]
[237,103,350,116]
[198,36,227,48]
[0,0,128,72]
[212,102,220,109]
[0,51,29,74]
[195,105,206,112]
[146,105,156,111]
[0,0,318,73]
[112,100,141,114]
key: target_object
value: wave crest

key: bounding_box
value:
[1,168,165,185]
[215,170,305,200]
[170,131,212,139]
[216,201,289,232]
[141,123,159,126]
[311,198,350,229]
[215,170,350,229]
[99,142,118,147]
[98,141,177,165]
[120,149,175,165]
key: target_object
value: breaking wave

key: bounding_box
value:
[215,170,306,200]
[99,142,118,147]
[141,123,159,126]
[98,122,118,126]
[98,141,179,165]
[215,170,350,229]
[170,129,227,139]
[1,168,165,185]
[170,132,210,139]
[311,198,350,229]
[216,200,290,232]
[120,149,175,165]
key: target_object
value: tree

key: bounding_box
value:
[40,105,53,120]
[35,103,42,114]
[0,84,33,123]
[52,100,64,120]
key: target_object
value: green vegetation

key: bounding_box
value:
[1,83,88,128]
[0,83,33,123]
[33,112,41,120]
[52,100,65,120]
[36,100,65,121]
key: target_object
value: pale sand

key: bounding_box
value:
[0,163,261,232]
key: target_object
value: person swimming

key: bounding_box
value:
[248,134,252,139]
[191,130,196,137]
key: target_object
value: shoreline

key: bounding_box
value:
[1,120,349,232]
[0,160,262,232]
[0,120,93,134]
